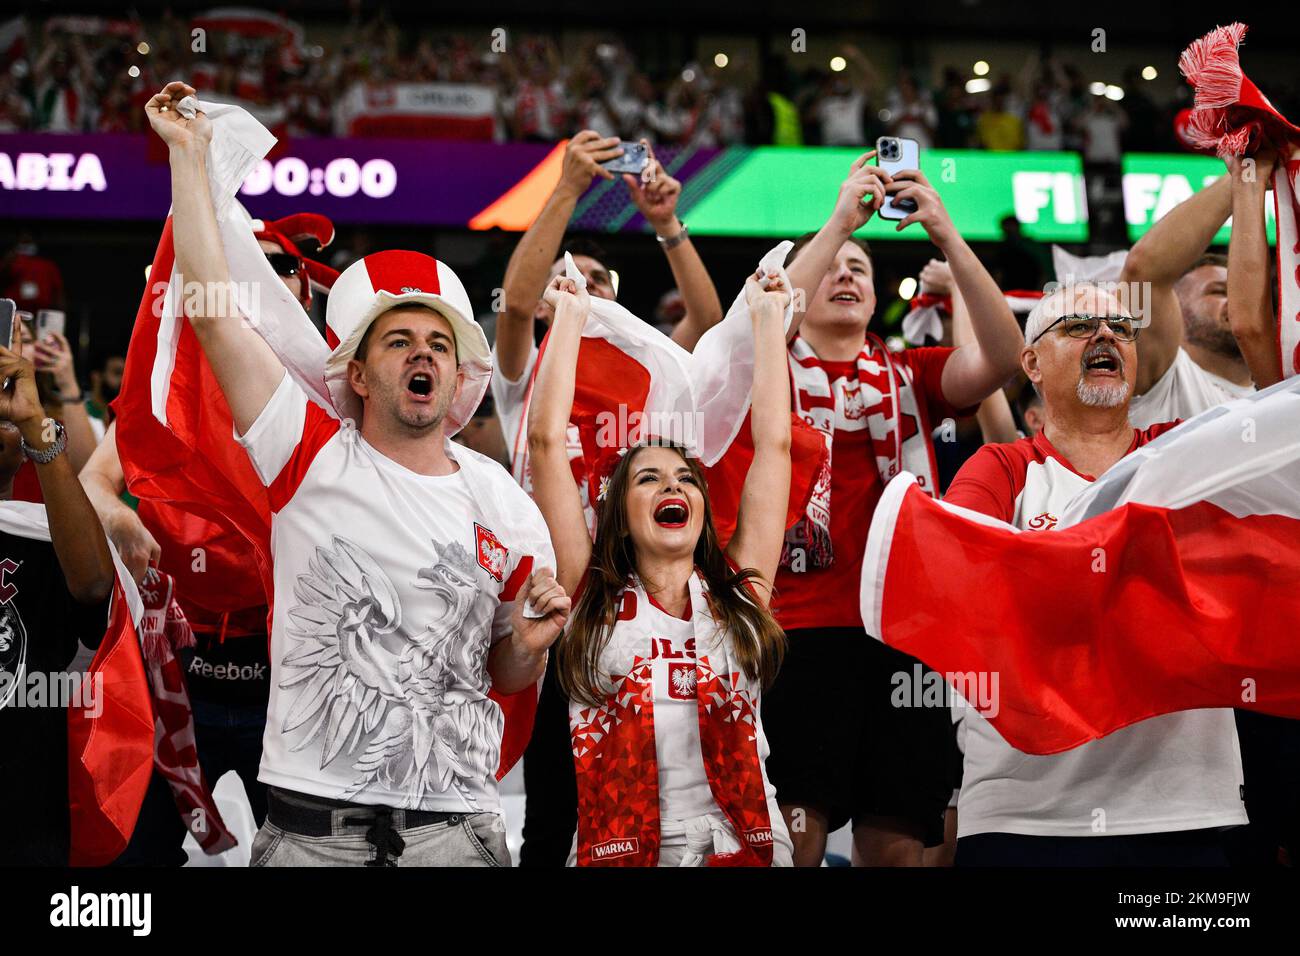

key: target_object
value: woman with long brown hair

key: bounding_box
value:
[527,266,793,866]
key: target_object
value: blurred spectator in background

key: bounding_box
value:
[2,233,64,314]
[1075,93,1127,166]
[975,89,1025,151]
[31,32,95,132]
[935,67,975,148]
[885,71,937,148]
[1024,79,1064,151]
[85,349,124,437]
[805,45,878,147]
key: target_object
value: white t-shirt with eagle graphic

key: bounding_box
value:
[237,372,543,814]
[943,423,1247,838]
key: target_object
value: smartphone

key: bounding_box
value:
[600,140,650,177]
[0,300,16,354]
[37,309,66,340]
[875,136,921,220]
[0,299,15,391]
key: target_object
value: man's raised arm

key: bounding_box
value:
[1227,148,1284,388]
[498,131,622,380]
[1121,174,1232,394]
[622,146,723,352]
[144,81,285,435]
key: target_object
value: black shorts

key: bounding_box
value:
[761,626,956,846]
[955,828,1230,867]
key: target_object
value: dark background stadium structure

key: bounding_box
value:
[3,0,1298,373]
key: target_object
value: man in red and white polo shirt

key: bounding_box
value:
[147,81,567,867]
[943,281,1246,866]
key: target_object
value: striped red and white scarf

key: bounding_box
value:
[782,334,939,571]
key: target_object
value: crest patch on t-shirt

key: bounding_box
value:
[474,523,507,581]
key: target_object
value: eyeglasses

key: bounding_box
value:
[265,252,302,278]
[1030,313,1139,344]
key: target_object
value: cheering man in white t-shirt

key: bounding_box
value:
[943,281,1247,865]
[146,81,569,867]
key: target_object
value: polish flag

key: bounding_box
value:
[860,376,1300,755]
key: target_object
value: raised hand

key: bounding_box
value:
[0,347,45,431]
[509,567,571,656]
[541,273,591,321]
[830,149,891,236]
[560,130,623,196]
[918,258,953,296]
[885,168,958,245]
[745,269,791,314]
[622,141,682,232]
[144,80,211,150]
[32,330,78,398]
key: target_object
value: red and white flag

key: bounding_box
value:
[860,376,1300,755]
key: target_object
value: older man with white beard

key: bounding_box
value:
[940,281,1246,866]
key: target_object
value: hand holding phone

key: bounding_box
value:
[36,309,66,340]
[883,168,959,246]
[875,136,921,220]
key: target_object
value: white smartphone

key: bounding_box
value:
[875,135,921,221]
[36,309,65,340]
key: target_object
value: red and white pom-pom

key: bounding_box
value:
[1178,22,1247,109]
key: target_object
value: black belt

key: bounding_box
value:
[267,787,463,866]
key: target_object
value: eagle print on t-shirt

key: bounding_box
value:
[278,534,501,810]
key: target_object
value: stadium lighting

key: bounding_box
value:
[610,270,620,296]
[1089,81,1106,96]
[830,56,847,73]
[128,65,140,78]
[1105,84,1125,101]
[714,53,729,69]
[899,277,918,300]
[144,264,151,281]
[974,60,990,76]
[965,78,991,94]
[137,41,150,55]
[681,68,696,83]
[1142,65,1158,80]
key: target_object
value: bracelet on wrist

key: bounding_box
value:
[656,221,689,252]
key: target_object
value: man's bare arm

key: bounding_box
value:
[1121,175,1232,394]
[784,151,889,341]
[79,420,161,584]
[1227,149,1284,388]
[498,131,622,380]
[145,81,285,435]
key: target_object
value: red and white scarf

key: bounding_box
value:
[568,573,776,866]
[1179,22,1300,379]
[137,568,236,855]
[782,334,939,571]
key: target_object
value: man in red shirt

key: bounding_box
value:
[942,282,1245,865]
[762,153,1024,865]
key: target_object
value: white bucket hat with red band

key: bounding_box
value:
[323,250,491,436]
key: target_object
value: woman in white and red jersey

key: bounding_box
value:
[528,268,794,867]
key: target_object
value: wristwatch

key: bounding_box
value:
[21,420,67,464]
[656,221,690,252]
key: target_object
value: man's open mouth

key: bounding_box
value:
[1083,349,1121,375]
[830,291,860,303]
[407,371,434,396]
[653,498,689,528]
